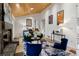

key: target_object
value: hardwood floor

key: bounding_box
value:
[15,37,24,55]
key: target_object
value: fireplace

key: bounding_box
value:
[3,29,12,48]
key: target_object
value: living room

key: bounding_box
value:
[0,3,78,56]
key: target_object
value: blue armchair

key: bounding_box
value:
[26,43,42,56]
[53,38,68,50]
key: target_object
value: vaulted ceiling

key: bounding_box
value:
[9,3,51,17]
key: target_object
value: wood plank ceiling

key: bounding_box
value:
[9,3,51,17]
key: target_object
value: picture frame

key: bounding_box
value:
[49,15,53,24]
[26,19,32,27]
[57,10,64,25]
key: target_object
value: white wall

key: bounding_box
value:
[14,15,36,38]
[76,4,79,55]
[15,16,35,27]
[13,20,24,38]
[14,13,47,38]
[41,4,58,36]
[76,4,79,41]
[4,3,12,24]
[60,4,77,48]
[40,3,77,48]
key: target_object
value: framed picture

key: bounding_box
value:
[49,15,53,24]
[57,10,64,25]
[26,19,32,27]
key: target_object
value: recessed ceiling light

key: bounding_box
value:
[30,8,34,10]
[16,4,20,8]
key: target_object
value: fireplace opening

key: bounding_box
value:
[3,29,12,48]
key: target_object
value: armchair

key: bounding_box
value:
[53,38,68,50]
[26,43,42,56]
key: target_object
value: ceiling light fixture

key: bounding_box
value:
[30,8,34,10]
[16,3,20,8]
